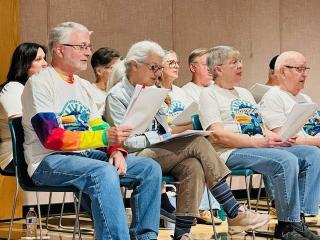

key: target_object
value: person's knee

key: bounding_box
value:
[142,158,162,180]
[93,163,119,186]
[180,159,205,183]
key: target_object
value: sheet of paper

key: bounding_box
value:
[121,85,170,134]
[152,130,213,145]
[172,102,198,126]
[249,83,272,103]
[279,103,318,141]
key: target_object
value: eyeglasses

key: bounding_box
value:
[142,62,164,73]
[284,65,310,73]
[167,60,180,68]
[62,44,93,52]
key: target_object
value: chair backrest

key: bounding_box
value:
[191,114,203,130]
[8,117,35,190]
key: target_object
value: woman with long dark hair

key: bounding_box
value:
[0,42,47,173]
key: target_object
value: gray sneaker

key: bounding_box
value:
[228,207,270,235]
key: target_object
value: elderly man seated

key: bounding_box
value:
[260,51,320,147]
[21,22,162,240]
[199,45,320,240]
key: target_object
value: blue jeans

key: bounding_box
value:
[31,150,162,240]
[227,145,320,222]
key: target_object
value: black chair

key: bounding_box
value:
[8,117,83,240]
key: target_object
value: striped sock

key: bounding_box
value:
[210,179,239,219]
[174,216,194,239]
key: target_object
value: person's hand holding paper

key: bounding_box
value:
[107,125,133,145]
[279,103,318,141]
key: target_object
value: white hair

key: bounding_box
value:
[124,40,165,75]
[107,60,126,91]
[48,21,92,55]
[274,51,304,75]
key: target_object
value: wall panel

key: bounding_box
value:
[47,0,173,81]
[280,0,320,104]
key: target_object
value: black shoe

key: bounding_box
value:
[275,222,320,240]
[160,208,176,223]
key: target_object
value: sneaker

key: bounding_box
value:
[227,206,270,235]
[274,222,320,240]
[160,208,176,223]
[171,233,192,240]
[269,207,278,219]
[197,210,222,225]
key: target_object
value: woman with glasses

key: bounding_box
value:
[0,42,47,174]
[156,50,223,226]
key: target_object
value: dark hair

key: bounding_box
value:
[91,47,121,71]
[2,42,47,88]
[269,55,279,70]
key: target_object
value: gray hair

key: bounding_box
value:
[48,22,91,55]
[107,60,126,91]
[188,48,207,64]
[163,50,177,64]
[124,40,165,75]
[206,46,240,80]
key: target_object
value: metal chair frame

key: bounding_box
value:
[8,117,82,240]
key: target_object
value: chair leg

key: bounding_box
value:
[206,189,218,240]
[72,192,82,240]
[8,176,19,240]
[244,176,252,210]
[45,192,53,229]
[59,192,67,229]
[255,175,263,212]
[36,192,43,240]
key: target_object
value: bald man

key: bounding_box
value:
[260,51,320,147]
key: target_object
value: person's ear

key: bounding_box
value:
[214,65,223,76]
[131,60,139,71]
[95,67,103,77]
[55,45,64,58]
[189,63,196,73]
[279,66,286,79]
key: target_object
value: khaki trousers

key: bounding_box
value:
[135,135,230,217]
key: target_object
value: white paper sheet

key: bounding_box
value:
[172,102,198,126]
[152,130,213,145]
[279,103,318,141]
[249,83,272,103]
[121,85,170,134]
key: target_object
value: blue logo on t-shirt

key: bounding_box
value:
[303,110,320,136]
[58,100,91,131]
[167,100,185,118]
[230,99,264,136]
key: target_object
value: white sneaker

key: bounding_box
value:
[228,206,270,235]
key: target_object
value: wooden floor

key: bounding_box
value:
[1,213,319,239]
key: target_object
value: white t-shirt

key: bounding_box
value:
[22,67,105,176]
[165,85,193,120]
[199,84,265,161]
[0,81,24,169]
[260,86,317,136]
[182,81,214,103]
[90,83,108,116]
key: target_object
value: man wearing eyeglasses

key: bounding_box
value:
[260,51,320,147]
[21,22,162,240]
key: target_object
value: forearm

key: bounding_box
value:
[296,136,320,147]
[209,130,262,148]
[170,123,193,134]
